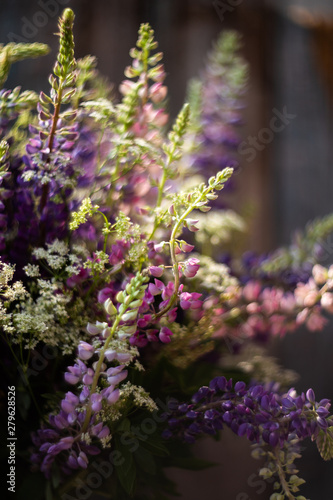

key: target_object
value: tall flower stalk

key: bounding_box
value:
[1,9,333,500]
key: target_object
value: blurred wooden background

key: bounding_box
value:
[2,0,333,498]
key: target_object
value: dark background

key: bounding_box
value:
[2,0,333,498]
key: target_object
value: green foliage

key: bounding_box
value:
[125,23,161,80]
[0,86,38,119]
[185,78,203,138]
[170,167,234,223]
[163,102,190,168]
[0,42,49,87]
[260,213,333,275]
[254,439,306,500]
[208,30,248,95]
[117,23,162,134]
[0,139,9,170]
[36,8,77,160]
[316,427,333,461]
[69,197,99,230]
[81,98,115,124]
[114,434,137,495]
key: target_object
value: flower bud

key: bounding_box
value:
[321,292,333,313]
[122,310,138,322]
[104,298,117,316]
[149,266,164,277]
[312,264,328,285]
[77,341,94,360]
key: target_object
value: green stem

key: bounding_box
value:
[96,210,111,252]
[80,314,122,434]
[147,151,175,243]
[274,448,295,500]
[3,332,42,417]
[156,168,167,209]
[152,177,223,320]
[39,82,64,216]
[153,203,194,320]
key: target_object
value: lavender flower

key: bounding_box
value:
[187,31,248,200]
[164,378,333,498]
[31,272,149,479]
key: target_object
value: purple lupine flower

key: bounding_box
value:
[31,316,137,480]
[164,377,333,452]
[77,341,95,360]
[149,266,164,277]
[159,326,173,343]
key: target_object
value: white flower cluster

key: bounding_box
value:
[32,239,83,275]
[2,242,91,352]
[12,278,88,352]
[195,209,246,246]
[0,260,26,333]
[120,382,158,412]
[193,254,239,293]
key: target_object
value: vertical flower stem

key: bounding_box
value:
[274,448,295,500]
[153,203,194,320]
[80,314,122,434]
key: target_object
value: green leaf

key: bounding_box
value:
[16,389,30,420]
[115,435,137,495]
[140,438,170,457]
[165,456,217,470]
[134,446,157,474]
[51,464,61,490]
[45,481,53,500]
[116,417,131,432]
[316,427,333,461]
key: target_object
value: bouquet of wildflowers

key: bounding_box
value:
[2,8,333,500]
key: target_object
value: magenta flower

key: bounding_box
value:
[159,326,173,343]
[180,292,202,310]
[183,258,200,278]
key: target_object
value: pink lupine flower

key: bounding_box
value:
[180,242,195,253]
[183,258,200,278]
[294,279,317,307]
[321,292,333,313]
[306,311,327,331]
[168,308,178,322]
[280,292,296,312]
[303,290,319,308]
[296,308,309,325]
[184,218,199,232]
[242,281,261,302]
[149,82,167,103]
[149,266,164,277]
[119,79,135,95]
[180,292,202,310]
[246,302,260,314]
[312,264,328,285]
[159,326,173,343]
[97,287,114,304]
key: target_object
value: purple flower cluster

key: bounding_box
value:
[31,271,151,479]
[163,377,333,449]
[190,32,247,198]
[240,250,313,288]
[30,329,127,478]
[0,120,102,272]
[30,399,104,478]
